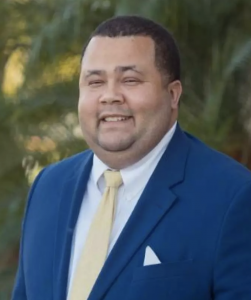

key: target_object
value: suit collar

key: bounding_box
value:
[54,124,190,300]
[54,151,93,300]
[89,124,191,300]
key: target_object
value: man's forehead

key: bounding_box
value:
[81,36,155,72]
[83,36,155,59]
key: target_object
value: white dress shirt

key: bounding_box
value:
[67,122,177,296]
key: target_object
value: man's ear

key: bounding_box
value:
[168,80,182,109]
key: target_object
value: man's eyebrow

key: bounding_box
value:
[115,65,143,75]
[84,70,105,79]
[83,66,143,79]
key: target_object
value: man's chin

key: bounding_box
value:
[98,140,133,153]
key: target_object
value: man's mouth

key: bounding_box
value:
[103,116,131,122]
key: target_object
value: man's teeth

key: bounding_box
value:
[104,116,129,122]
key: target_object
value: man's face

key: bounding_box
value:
[79,36,181,167]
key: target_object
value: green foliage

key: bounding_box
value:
[1,0,251,297]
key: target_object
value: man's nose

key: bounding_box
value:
[99,83,124,105]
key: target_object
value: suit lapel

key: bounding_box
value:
[89,125,191,300]
[54,151,93,300]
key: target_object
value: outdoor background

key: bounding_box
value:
[1,0,251,298]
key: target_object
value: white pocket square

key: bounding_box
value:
[143,246,161,266]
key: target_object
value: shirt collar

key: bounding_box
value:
[92,122,177,193]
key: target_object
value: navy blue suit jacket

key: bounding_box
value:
[12,125,251,300]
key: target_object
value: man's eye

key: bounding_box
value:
[123,78,140,85]
[89,81,104,86]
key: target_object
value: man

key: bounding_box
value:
[12,15,251,300]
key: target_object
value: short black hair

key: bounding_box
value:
[82,15,181,82]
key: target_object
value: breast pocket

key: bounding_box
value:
[126,260,201,300]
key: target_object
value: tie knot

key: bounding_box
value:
[104,170,123,188]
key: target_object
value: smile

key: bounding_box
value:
[103,116,131,122]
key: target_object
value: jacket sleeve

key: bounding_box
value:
[213,180,251,300]
[11,168,46,300]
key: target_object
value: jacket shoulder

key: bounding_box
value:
[38,149,93,182]
[185,132,251,188]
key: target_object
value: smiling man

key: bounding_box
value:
[78,34,180,169]
[12,16,251,300]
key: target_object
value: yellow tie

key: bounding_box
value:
[69,170,123,300]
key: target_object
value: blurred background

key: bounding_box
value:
[1,0,251,298]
